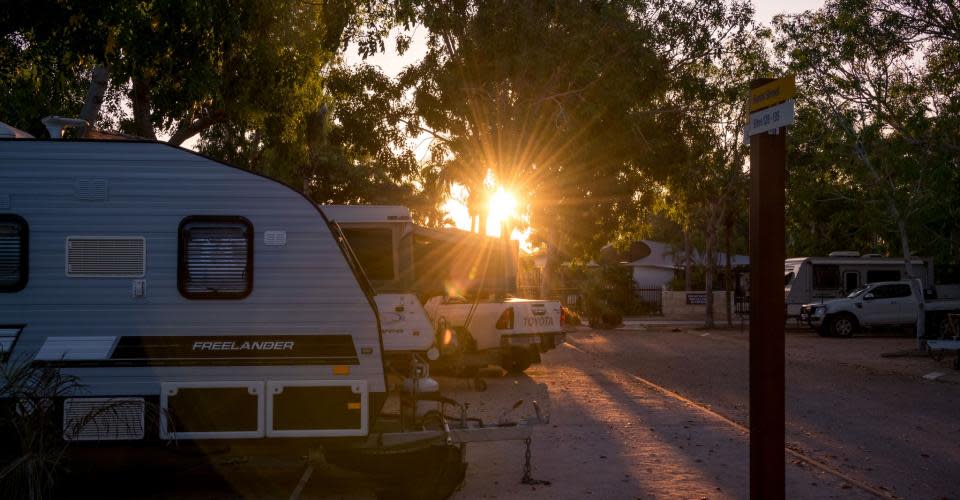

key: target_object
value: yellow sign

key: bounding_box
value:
[750,75,796,112]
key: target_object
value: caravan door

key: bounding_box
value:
[843,271,860,295]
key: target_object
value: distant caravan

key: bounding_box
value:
[0,130,537,498]
[784,253,934,319]
[322,205,566,376]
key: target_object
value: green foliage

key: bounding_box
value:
[775,0,960,267]
[575,265,635,328]
[1,0,343,141]
[196,63,448,224]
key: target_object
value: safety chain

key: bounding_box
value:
[521,437,551,486]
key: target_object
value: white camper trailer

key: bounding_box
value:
[322,205,565,375]
[0,136,536,497]
[784,253,933,318]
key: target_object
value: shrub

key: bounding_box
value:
[582,265,632,329]
[0,359,81,500]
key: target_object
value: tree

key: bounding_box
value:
[198,63,449,221]
[629,2,762,327]
[775,0,960,277]
[388,0,762,300]
[1,0,350,144]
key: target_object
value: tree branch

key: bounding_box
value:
[132,76,157,140]
[168,110,226,146]
[79,64,110,132]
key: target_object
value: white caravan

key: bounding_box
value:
[322,205,565,375]
[784,253,933,318]
[0,127,537,498]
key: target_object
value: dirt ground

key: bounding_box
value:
[56,323,960,499]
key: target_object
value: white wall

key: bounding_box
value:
[631,267,675,289]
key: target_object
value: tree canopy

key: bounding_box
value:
[2,0,958,281]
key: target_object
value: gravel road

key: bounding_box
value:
[60,324,960,499]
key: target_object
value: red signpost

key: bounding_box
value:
[747,76,792,499]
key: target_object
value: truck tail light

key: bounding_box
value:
[495,307,514,330]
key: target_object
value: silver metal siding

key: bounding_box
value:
[0,141,384,395]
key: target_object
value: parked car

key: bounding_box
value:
[801,281,960,337]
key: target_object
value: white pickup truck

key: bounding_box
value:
[425,296,565,374]
[801,281,960,337]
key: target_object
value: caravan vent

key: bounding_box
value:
[63,397,145,441]
[66,237,145,277]
[828,251,860,257]
[75,178,108,201]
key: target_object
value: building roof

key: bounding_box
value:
[320,204,412,223]
[604,240,749,270]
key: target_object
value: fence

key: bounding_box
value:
[632,287,663,315]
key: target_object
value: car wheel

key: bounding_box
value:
[829,314,857,338]
[502,348,533,374]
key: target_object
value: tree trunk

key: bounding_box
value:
[540,228,559,300]
[79,64,110,136]
[725,209,734,327]
[895,216,926,346]
[683,226,693,291]
[132,76,157,140]
[704,210,718,329]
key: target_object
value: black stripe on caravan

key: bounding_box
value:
[1,139,388,392]
[110,334,357,360]
[33,357,358,368]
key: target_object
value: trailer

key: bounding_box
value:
[784,253,934,319]
[0,128,538,498]
[321,205,565,376]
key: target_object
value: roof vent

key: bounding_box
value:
[828,251,860,257]
[41,116,88,139]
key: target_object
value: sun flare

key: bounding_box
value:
[441,183,534,252]
[487,187,518,230]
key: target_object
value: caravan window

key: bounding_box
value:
[0,215,28,292]
[178,216,253,299]
[866,269,900,283]
[812,264,840,289]
[341,228,396,282]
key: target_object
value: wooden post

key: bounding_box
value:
[749,78,786,500]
